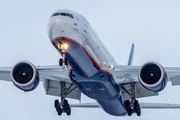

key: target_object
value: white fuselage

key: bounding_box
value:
[48,10,117,74]
[47,10,127,116]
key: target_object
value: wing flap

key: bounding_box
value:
[120,82,158,100]
[43,79,81,100]
[38,66,81,100]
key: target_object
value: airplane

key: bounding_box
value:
[1,9,180,117]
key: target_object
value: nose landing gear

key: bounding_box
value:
[59,58,68,67]
[58,42,69,67]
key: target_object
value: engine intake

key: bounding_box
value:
[11,61,39,92]
[138,61,167,92]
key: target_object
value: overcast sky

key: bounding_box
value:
[0,0,180,120]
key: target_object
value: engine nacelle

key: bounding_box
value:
[11,61,39,92]
[138,61,167,92]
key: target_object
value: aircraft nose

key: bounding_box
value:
[48,21,67,42]
[47,16,65,40]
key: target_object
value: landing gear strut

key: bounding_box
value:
[121,82,141,116]
[59,51,68,67]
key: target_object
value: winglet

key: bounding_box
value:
[127,43,135,66]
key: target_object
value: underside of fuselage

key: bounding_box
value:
[52,36,127,116]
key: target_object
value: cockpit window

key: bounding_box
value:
[50,13,60,18]
[50,12,74,19]
[60,13,67,16]
[67,13,74,19]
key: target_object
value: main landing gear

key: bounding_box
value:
[125,99,141,116]
[54,82,77,116]
[121,82,141,116]
[54,99,71,116]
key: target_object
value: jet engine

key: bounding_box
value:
[138,61,167,92]
[11,61,39,92]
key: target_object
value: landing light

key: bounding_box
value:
[63,43,69,49]
[110,65,114,68]
[58,42,69,50]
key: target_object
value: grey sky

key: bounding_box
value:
[0,0,180,120]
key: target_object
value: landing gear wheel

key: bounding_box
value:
[65,58,68,66]
[125,100,132,116]
[54,100,62,116]
[54,99,71,116]
[59,58,63,66]
[66,108,71,116]
[63,100,71,116]
[54,100,59,109]
[134,100,141,116]
[57,108,62,116]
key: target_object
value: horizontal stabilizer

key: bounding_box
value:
[140,103,180,109]
[70,103,100,108]
[70,103,180,109]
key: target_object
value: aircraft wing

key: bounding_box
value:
[0,67,12,81]
[112,65,180,100]
[1,64,180,101]
[0,66,81,100]
[70,103,180,109]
